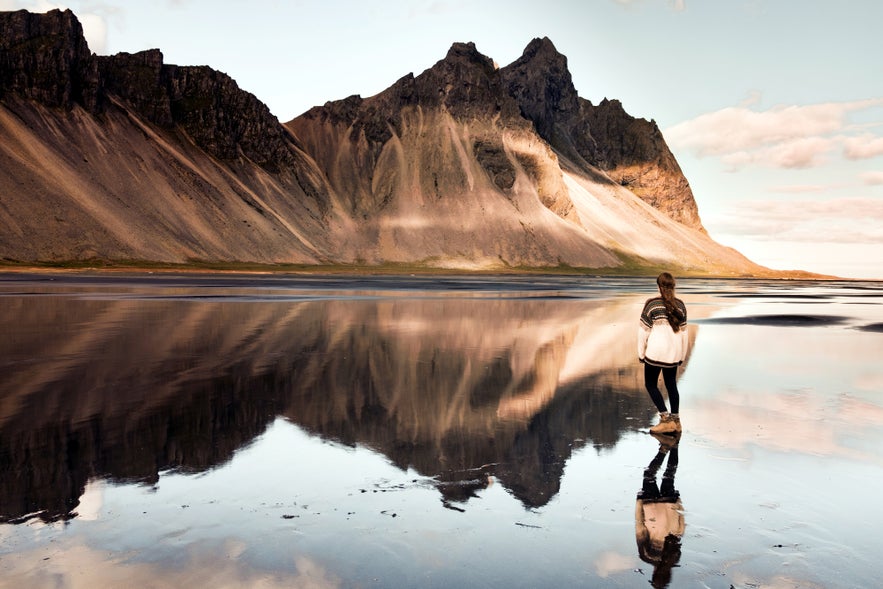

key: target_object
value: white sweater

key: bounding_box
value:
[637,297,688,368]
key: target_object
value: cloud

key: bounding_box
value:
[706,197,883,243]
[844,134,883,159]
[769,184,829,194]
[0,539,343,588]
[665,98,883,170]
[719,136,836,170]
[861,171,883,185]
[692,390,883,464]
[77,11,108,52]
[594,551,635,578]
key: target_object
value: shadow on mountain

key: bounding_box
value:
[0,288,695,523]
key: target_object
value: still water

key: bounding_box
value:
[0,273,881,588]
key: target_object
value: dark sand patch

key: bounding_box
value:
[714,293,834,300]
[696,314,849,327]
[856,323,883,333]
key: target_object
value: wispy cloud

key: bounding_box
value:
[707,197,883,243]
[844,134,883,160]
[861,171,883,185]
[769,184,830,194]
[78,12,107,52]
[719,136,836,170]
[665,98,883,170]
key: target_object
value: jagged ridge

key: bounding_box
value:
[501,37,703,230]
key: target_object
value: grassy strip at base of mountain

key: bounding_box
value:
[0,256,832,279]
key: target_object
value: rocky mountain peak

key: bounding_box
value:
[501,37,580,138]
[442,41,496,70]
[295,40,524,151]
[414,41,521,122]
[0,8,99,110]
[516,36,572,77]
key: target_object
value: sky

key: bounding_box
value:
[3,0,882,279]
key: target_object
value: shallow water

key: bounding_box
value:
[0,273,881,588]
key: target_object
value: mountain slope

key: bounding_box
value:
[286,42,619,269]
[0,96,335,263]
[0,9,772,275]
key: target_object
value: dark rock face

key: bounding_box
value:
[474,138,516,191]
[501,37,582,156]
[165,65,295,172]
[96,49,172,124]
[578,97,702,229]
[413,41,524,123]
[502,37,704,231]
[0,9,298,175]
[296,41,528,156]
[97,53,300,173]
[0,8,99,110]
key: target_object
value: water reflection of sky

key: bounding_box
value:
[0,274,881,588]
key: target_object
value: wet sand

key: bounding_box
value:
[0,274,881,588]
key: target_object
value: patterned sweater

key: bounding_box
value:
[637,297,688,367]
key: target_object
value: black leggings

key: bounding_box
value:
[644,363,680,414]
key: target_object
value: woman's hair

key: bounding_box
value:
[657,272,685,332]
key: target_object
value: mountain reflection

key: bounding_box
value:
[0,290,695,523]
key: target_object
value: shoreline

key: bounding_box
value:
[0,261,845,281]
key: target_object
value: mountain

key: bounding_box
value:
[0,8,772,275]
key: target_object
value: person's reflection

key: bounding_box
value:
[635,434,684,588]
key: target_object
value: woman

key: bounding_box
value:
[638,272,688,435]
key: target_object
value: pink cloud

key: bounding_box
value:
[861,171,883,185]
[665,98,883,170]
[844,134,883,159]
[719,136,836,170]
[691,390,883,462]
[770,184,829,193]
[706,197,883,243]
